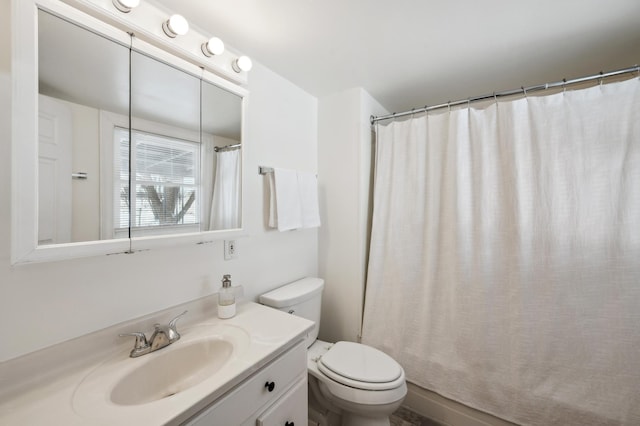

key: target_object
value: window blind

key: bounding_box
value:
[113,127,200,230]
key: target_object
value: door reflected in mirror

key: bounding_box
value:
[36,10,243,247]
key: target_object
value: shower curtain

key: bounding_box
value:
[361,78,640,425]
[209,148,241,230]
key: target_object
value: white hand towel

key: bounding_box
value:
[268,172,277,228]
[270,168,303,231]
[297,171,321,228]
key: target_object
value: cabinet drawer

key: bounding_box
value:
[256,376,307,426]
[184,340,307,425]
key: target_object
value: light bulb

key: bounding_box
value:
[232,56,253,73]
[202,37,225,57]
[112,0,140,13]
[162,14,189,38]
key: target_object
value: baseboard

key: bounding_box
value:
[403,383,518,426]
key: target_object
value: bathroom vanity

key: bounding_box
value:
[0,302,314,425]
[185,340,307,425]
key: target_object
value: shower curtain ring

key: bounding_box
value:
[493,92,498,103]
[521,86,527,98]
[447,101,451,113]
[562,78,567,93]
[599,71,604,87]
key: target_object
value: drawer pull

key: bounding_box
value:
[265,381,275,392]
[285,422,294,426]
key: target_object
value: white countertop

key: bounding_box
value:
[0,302,314,425]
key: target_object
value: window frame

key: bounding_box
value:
[100,111,211,239]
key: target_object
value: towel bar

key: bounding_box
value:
[259,166,319,177]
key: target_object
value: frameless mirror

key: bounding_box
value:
[31,7,243,256]
[201,79,243,231]
[128,51,202,238]
[38,9,130,244]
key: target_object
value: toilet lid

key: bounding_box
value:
[317,341,404,391]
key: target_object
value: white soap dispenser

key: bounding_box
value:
[217,274,236,319]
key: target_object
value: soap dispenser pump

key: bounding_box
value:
[217,274,236,319]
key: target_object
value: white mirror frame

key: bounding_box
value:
[11,0,249,264]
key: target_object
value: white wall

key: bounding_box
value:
[0,0,318,362]
[317,87,388,343]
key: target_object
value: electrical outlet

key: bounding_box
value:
[224,240,237,260]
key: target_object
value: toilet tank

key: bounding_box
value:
[259,277,324,348]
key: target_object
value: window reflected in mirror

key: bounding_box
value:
[113,127,201,236]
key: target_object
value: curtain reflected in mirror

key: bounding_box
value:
[210,148,241,230]
[202,80,242,231]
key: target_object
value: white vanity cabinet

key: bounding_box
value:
[255,378,307,426]
[0,303,315,425]
[183,339,308,426]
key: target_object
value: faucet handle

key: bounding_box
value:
[119,331,149,348]
[168,310,188,331]
[119,332,150,357]
[166,310,188,343]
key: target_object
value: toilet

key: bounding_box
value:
[260,277,407,426]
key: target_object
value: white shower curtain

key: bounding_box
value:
[362,78,640,425]
[209,149,241,230]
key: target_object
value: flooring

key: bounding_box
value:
[390,406,444,426]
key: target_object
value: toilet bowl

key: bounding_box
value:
[308,340,407,426]
[260,277,407,426]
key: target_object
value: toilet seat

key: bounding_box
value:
[308,339,408,409]
[317,341,405,391]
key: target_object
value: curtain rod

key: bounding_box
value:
[214,143,241,152]
[370,65,640,125]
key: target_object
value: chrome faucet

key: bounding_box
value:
[119,310,187,358]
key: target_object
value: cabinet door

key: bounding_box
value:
[256,377,307,426]
[182,341,307,426]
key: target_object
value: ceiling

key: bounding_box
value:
[153,0,640,113]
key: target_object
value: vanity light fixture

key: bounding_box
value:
[232,55,253,73]
[112,0,140,13]
[201,37,225,57]
[162,14,189,38]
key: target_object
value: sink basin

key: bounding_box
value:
[72,323,251,422]
[110,338,234,405]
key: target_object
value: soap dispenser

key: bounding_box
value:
[217,274,236,319]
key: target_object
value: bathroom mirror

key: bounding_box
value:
[12,0,246,263]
